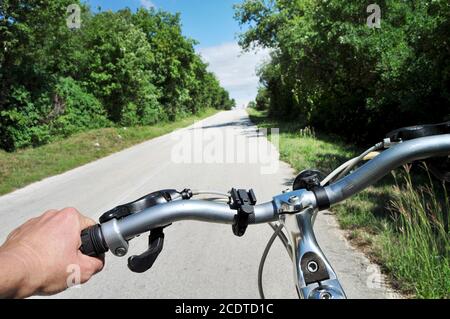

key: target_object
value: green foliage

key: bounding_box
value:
[52,77,110,136]
[0,86,51,149]
[0,2,232,151]
[235,0,450,143]
[247,101,257,109]
[255,87,270,110]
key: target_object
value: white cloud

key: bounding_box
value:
[198,42,271,108]
[140,0,155,9]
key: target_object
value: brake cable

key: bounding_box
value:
[191,190,231,199]
[258,223,290,299]
[258,223,293,299]
[321,141,386,186]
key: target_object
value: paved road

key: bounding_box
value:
[0,110,397,299]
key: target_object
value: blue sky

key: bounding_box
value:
[84,0,270,106]
[85,0,241,47]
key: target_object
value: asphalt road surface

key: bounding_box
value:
[0,110,398,299]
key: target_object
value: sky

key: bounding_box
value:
[84,0,270,107]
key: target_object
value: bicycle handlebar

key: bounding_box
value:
[325,134,450,205]
[80,134,450,258]
[115,200,277,241]
[80,200,278,257]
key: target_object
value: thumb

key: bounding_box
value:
[78,214,97,231]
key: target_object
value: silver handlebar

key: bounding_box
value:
[102,134,450,258]
[119,201,278,241]
[97,134,450,299]
[100,200,278,257]
[325,134,450,206]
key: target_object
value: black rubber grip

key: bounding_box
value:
[80,225,109,257]
[312,187,331,211]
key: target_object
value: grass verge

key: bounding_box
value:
[0,108,220,195]
[248,108,449,299]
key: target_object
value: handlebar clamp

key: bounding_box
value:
[229,189,257,237]
[293,170,330,211]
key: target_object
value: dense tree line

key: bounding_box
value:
[236,0,450,143]
[0,1,234,151]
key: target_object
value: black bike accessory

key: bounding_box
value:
[99,189,185,223]
[80,224,109,257]
[301,252,330,285]
[387,122,450,183]
[230,188,257,237]
[293,170,330,210]
[128,227,165,273]
[180,189,194,200]
[81,189,192,258]
[293,170,326,191]
[386,121,450,142]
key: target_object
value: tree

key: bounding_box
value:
[235,0,450,143]
[0,0,85,150]
[0,2,233,150]
[247,101,257,109]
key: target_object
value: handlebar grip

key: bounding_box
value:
[80,225,109,257]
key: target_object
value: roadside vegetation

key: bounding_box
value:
[249,108,449,299]
[0,1,235,152]
[0,2,234,194]
[235,0,449,144]
[0,108,219,196]
[240,0,449,299]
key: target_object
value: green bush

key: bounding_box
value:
[0,2,233,151]
[121,103,139,127]
[247,101,257,109]
[0,78,111,149]
[235,0,450,144]
[255,87,270,111]
[0,86,52,150]
[51,77,110,137]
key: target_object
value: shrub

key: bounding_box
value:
[0,86,52,150]
[51,77,110,137]
[236,0,450,144]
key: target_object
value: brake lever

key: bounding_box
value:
[80,189,193,259]
[99,189,190,223]
[128,227,165,273]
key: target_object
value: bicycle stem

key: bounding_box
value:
[282,208,346,299]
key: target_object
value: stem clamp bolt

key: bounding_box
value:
[115,247,127,257]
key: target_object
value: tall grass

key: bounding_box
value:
[383,166,450,298]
